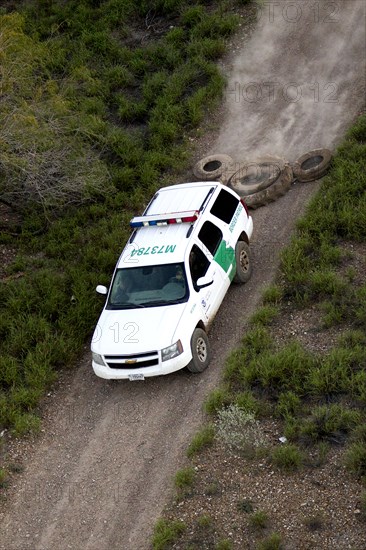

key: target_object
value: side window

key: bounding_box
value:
[198,221,223,256]
[210,189,239,224]
[189,245,210,289]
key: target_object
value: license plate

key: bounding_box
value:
[128,373,145,381]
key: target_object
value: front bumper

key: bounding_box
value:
[92,349,192,379]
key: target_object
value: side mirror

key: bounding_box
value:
[196,275,214,289]
[96,285,108,295]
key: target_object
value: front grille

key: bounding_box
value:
[104,351,159,370]
[104,351,157,360]
[107,358,158,369]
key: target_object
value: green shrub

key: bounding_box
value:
[283,418,300,442]
[308,270,346,298]
[243,342,316,397]
[197,514,212,528]
[257,533,283,550]
[237,499,254,513]
[306,349,356,397]
[262,284,283,305]
[271,444,303,472]
[187,38,225,60]
[187,424,215,457]
[191,12,239,39]
[321,300,348,327]
[338,330,366,348]
[249,305,278,327]
[0,356,19,388]
[152,518,186,550]
[215,539,233,550]
[350,424,366,443]
[175,467,196,490]
[234,391,261,416]
[0,467,7,487]
[181,5,205,28]
[298,404,360,444]
[242,326,274,358]
[344,442,366,478]
[223,348,249,384]
[275,391,302,420]
[12,412,41,436]
[249,510,269,529]
[204,387,231,415]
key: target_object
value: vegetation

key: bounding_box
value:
[0,0,248,434]
[256,533,283,550]
[152,518,186,550]
[249,510,269,529]
[174,466,196,491]
[0,467,7,488]
[270,443,303,472]
[153,113,366,547]
[215,403,266,456]
[219,116,366,476]
[237,498,254,513]
[186,423,215,457]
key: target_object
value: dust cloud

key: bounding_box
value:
[213,0,366,163]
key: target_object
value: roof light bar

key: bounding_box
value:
[130,210,199,228]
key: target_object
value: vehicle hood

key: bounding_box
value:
[92,303,187,354]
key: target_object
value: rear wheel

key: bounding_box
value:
[233,241,252,283]
[187,328,210,373]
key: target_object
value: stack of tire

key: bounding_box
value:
[192,149,332,209]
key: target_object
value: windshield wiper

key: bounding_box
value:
[141,299,186,306]
[111,302,145,309]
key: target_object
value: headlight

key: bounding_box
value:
[92,352,105,366]
[162,340,183,362]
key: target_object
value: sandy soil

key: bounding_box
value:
[0,1,365,549]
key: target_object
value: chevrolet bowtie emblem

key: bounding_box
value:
[125,359,137,364]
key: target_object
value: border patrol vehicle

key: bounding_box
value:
[91,182,253,380]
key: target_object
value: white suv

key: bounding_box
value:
[91,182,253,380]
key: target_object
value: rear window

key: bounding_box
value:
[210,189,239,224]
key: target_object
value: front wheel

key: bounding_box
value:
[233,241,252,283]
[187,328,210,373]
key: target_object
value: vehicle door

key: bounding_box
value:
[209,187,244,281]
[188,227,226,323]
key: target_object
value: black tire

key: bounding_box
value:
[187,328,210,373]
[245,164,293,208]
[233,241,252,283]
[228,155,285,195]
[193,154,234,184]
[228,156,293,209]
[293,148,332,182]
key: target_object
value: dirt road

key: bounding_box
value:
[1,2,365,549]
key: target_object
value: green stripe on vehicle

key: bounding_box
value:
[213,240,236,281]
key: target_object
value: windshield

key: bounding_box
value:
[107,263,189,309]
